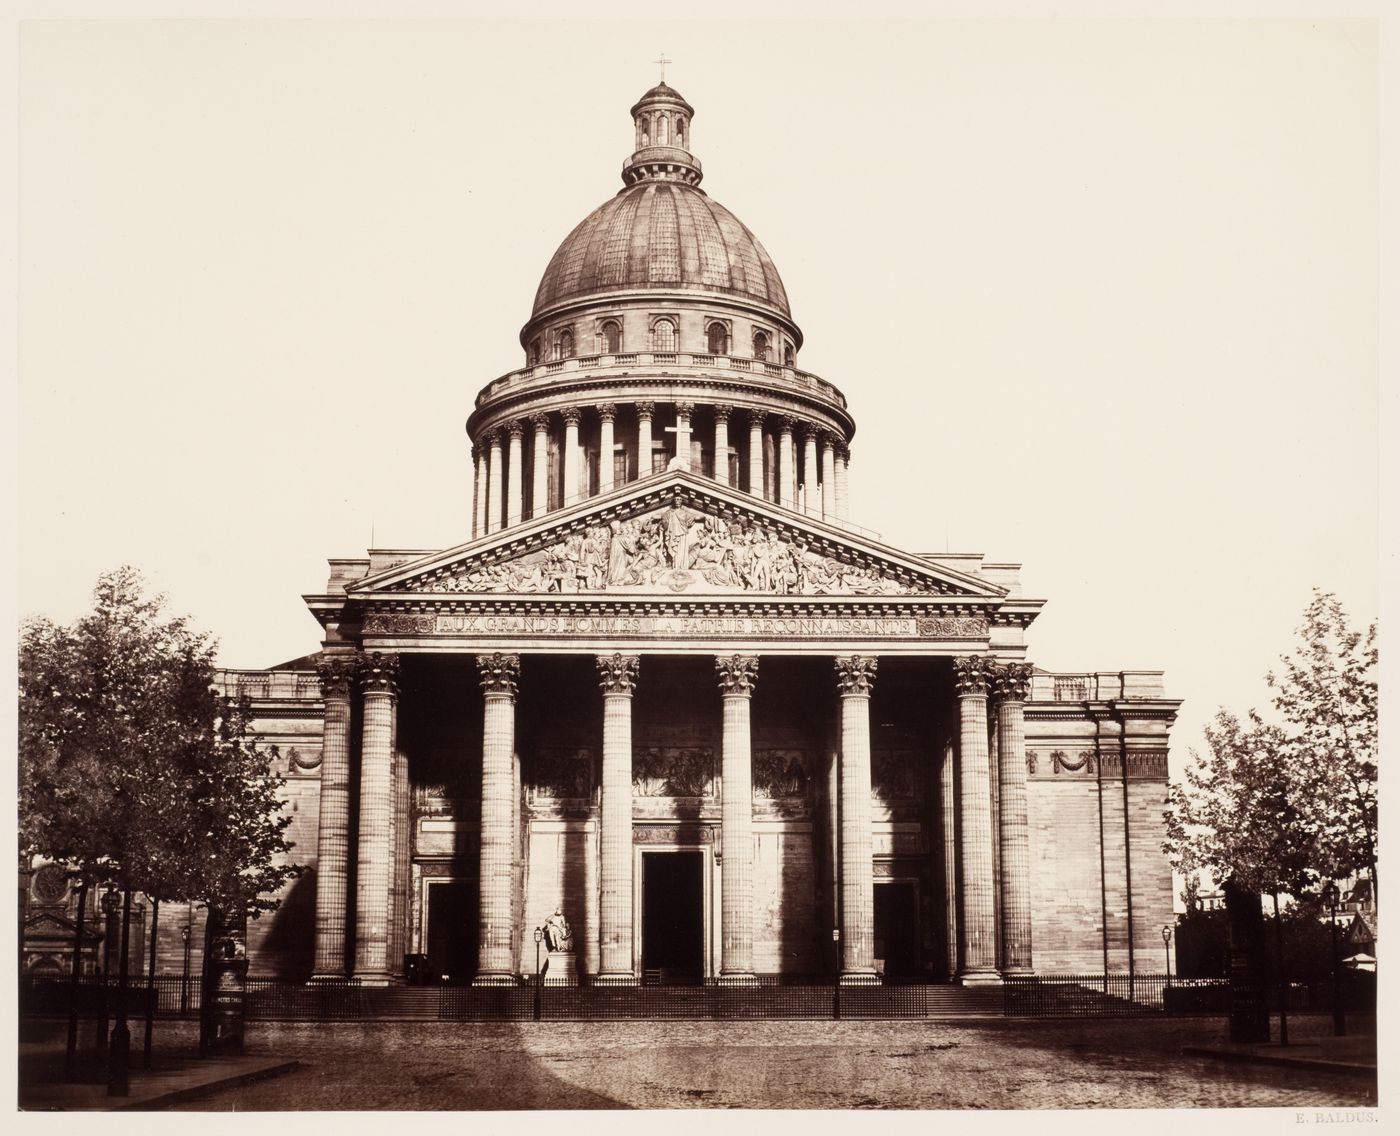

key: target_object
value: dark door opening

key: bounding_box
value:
[426,878,477,984]
[642,851,704,984]
[874,880,920,979]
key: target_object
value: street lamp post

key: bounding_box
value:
[180,924,192,1016]
[533,928,544,1022]
[1162,925,1173,980]
[1323,882,1346,1038]
[97,885,120,1049]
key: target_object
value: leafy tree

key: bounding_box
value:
[1267,591,1378,890]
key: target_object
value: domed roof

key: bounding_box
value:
[531,181,791,318]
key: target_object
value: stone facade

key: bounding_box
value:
[24,80,1179,986]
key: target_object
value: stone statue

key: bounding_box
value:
[543,907,573,953]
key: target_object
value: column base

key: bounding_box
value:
[716,972,760,986]
[591,972,638,987]
[472,972,518,987]
[957,970,1004,987]
[1001,967,1035,978]
[307,973,349,983]
[352,973,392,987]
[839,971,881,987]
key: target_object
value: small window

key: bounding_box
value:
[600,320,621,354]
[652,318,677,351]
[752,330,771,361]
[556,329,575,360]
[528,338,541,365]
[783,342,795,366]
[676,117,686,146]
[658,115,669,145]
[707,322,730,355]
[639,117,650,146]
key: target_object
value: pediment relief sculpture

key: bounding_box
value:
[418,504,932,597]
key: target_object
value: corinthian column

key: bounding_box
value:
[312,656,356,978]
[716,655,759,982]
[471,445,484,539]
[835,445,850,521]
[834,655,879,984]
[474,653,520,985]
[485,430,504,534]
[802,424,821,518]
[598,404,616,495]
[635,402,654,480]
[530,413,549,519]
[954,655,998,983]
[821,434,837,521]
[596,653,640,983]
[354,651,398,984]
[713,405,731,485]
[562,408,582,507]
[674,402,694,471]
[994,662,1035,975]
[506,421,525,527]
[777,416,796,510]
[748,412,765,498]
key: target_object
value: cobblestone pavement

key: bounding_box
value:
[180,1014,1376,1111]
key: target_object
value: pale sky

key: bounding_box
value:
[17,14,1379,773]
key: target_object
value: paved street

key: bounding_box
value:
[164,1015,1376,1111]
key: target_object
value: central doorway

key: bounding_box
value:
[873,880,920,979]
[425,878,477,984]
[641,851,704,984]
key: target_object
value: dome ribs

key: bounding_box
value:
[647,185,682,284]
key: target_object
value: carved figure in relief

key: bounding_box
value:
[543,908,574,953]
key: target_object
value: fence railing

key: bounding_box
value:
[22,973,1373,1023]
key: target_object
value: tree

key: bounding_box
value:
[19,567,298,1075]
[1267,591,1378,891]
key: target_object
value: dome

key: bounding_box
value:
[530,181,791,319]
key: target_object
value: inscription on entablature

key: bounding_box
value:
[633,825,715,845]
[361,611,989,640]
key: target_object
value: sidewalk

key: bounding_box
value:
[1182,1032,1376,1078]
[18,1028,299,1111]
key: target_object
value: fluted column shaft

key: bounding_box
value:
[597,654,640,982]
[802,427,821,518]
[598,404,616,495]
[821,437,837,521]
[777,419,796,509]
[835,447,850,520]
[530,414,549,519]
[748,414,764,497]
[955,656,998,981]
[506,422,524,527]
[717,655,759,979]
[835,656,878,983]
[939,740,960,979]
[486,432,504,534]
[312,657,355,977]
[471,446,484,539]
[354,652,398,983]
[995,663,1034,974]
[674,402,693,471]
[636,402,654,481]
[474,653,519,984]
[390,744,410,980]
[562,408,582,507]
[713,406,731,485]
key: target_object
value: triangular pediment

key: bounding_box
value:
[350,471,1005,601]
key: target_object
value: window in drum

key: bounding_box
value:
[556,328,575,360]
[707,322,730,355]
[652,318,677,351]
[599,319,621,354]
[752,330,771,361]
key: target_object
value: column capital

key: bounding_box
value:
[561,407,582,427]
[801,421,820,442]
[469,443,480,462]
[819,430,839,450]
[834,655,878,696]
[713,403,732,424]
[357,651,400,696]
[991,661,1034,703]
[837,442,851,462]
[674,401,695,418]
[484,427,503,449]
[507,420,526,440]
[596,653,640,695]
[529,411,551,430]
[715,654,759,696]
[749,410,767,429]
[635,400,655,421]
[597,402,617,422]
[774,414,796,435]
[475,652,520,696]
[316,655,357,698]
[953,654,994,698]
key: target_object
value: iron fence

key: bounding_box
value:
[1002,974,1233,1017]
